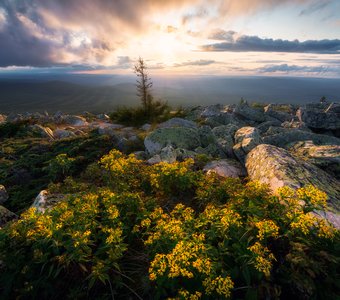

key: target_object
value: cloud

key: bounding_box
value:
[0,0,322,68]
[202,32,340,54]
[208,30,236,41]
[174,59,216,67]
[257,63,340,75]
[299,0,331,16]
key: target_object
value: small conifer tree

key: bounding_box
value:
[134,57,153,115]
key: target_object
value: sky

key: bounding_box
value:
[1,0,340,77]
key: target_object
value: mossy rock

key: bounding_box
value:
[0,205,17,227]
[144,127,201,155]
[246,144,340,211]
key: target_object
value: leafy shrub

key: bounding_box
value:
[0,150,338,299]
[137,185,338,299]
[46,153,76,181]
[110,99,172,126]
[0,121,31,139]
[0,192,128,299]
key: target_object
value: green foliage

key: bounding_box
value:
[0,121,31,139]
[0,150,339,299]
[0,134,114,213]
[109,99,172,126]
[47,153,76,181]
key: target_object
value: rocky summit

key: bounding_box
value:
[1,101,339,228]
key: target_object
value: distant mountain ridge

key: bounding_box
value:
[0,75,339,113]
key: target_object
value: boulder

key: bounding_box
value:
[144,127,201,156]
[0,114,7,124]
[62,115,88,126]
[0,206,17,227]
[325,102,340,113]
[281,120,311,132]
[203,159,246,178]
[195,144,224,158]
[158,118,198,129]
[198,126,217,148]
[53,129,76,139]
[200,104,227,118]
[233,127,262,163]
[205,113,245,128]
[257,120,282,134]
[28,124,54,139]
[296,106,340,130]
[0,185,9,204]
[234,103,266,123]
[212,124,239,157]
[264,104,293,122]
[246,144,340,211]
[97,124,122,137]
[140,123,152,131]
[31,190,67,213]
[289,140,340,179]
[96,113,111,121]
[263,129,340,148]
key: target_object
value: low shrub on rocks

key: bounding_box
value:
[0,150,338,299]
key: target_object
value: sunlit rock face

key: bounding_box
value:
[233,126,262,163]
[246,144,340,211]
[289,140,340,180]
[203,159,246,178]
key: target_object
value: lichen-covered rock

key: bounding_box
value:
[0,185,9,204]
[96,113,110,121]
[0,206,17,227]
[0,114,7,124]
[297,106,340,130]
[97,124,122,138]
[31,190,67,213]
[28,124,54,139]
[160,145,177,163]
[263,129,340,148]
[195,144,224,158]
[257,120,282,134]
[234,103,266,122]
[198,126,217,148]
[62,115,88,126]
[281,120,311,131]
[233,127,262,163]
[212,124,239,157]
[325,102,340,113]
[289,140,340,179]
[53,129,76,139]
[203,159,246,178]
[246,144,340,211]
[264,104,294,122]
[144,127,201,156]
[200,104,227,117]
[314,210,340,229]
[140,123,152,131]
[158,118,198,129]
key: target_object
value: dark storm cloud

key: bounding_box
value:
[202,32,340,54]
[257,63,340,74]
[0,0,323,68]
[0,1,61,67]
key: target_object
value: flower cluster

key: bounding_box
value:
[248,242,276,278]
[255,219,279,240]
